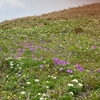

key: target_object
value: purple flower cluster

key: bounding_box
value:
[52,58,68,66]
[76,64,83,72]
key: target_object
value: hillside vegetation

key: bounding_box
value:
[0,2,100,29]
[0,3,100,100]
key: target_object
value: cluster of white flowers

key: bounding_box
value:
[37,93,47,100]
[48,75,57,80]
[40,97,47,100]
[71,79,83,87]
[10,61,13,66]
[68,79,83,95]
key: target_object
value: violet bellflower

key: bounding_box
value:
[76,64,83,72]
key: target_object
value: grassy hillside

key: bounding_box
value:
[0,3,100,100]
[0,2,100,29]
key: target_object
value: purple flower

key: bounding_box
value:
[30,47,34,52]
[52,58,59,65]
[32,54,34,59]
[52,58,68,66]
[91,46,96,50]
[14,55,18,59]
[59,60,68,66]
[40,65,44,68]
[38,57,42,61]
[66,69,73,73]
[97,69,100,73]
[18,49,23,55]
[76,64,83,72]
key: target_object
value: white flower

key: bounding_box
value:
[60,45,63,47]
[53,77,56,80]
[38,93,41,95]
[35,79,39,82]
[69,92,74,95]
[46,86,49,89]
[19,67,22,70]
[17,64,19,66]
[43,93,46,97]
[6,75,9,78]
[68,83,73,87]
[48,75,51,77]
[27,82,30,84]
[72,79,78,83]
[46,81,49,83]
[21,91,25,94]
[43,61,46,63]
[40,97,44,100]
[23,75,25,77]
[78,83,83,87]
[11,66,13,68]
[10,61,13,66]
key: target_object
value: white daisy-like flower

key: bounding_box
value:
[42,93,46,97]
[40,97,44,100]
[27,82,30,84]
[46,86,49,89]
[46,81,49,83]
[38,93,41,95]
[69,92,74,95]
[53,77,57,80]
[68,83,73,87]
[78,83,83,87]
[21,91,25,94]
[72,79,78,83]
[35,79,39,82]
[43,61,46,63]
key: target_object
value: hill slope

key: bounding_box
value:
[0,2,100,29]
[0,3,100,100]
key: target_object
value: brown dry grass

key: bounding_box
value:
[39,2,100,19]
[0,2,100,29]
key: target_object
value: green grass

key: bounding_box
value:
[0,17,100,100]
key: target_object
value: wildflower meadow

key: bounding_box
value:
[0,3,100,100]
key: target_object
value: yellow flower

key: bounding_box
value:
[8,96,10,99]
[2,91,5,93]
[14,94,16,97]
[90,94,92,96]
